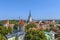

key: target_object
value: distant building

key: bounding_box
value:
[27,11,33,23]
[3,20,9,27]
[8,24,14,28]
[44,20,55,24]
[3,20,14,29]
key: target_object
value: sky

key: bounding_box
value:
[0,0,60,20]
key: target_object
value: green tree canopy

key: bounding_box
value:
[13,24,18,30]
[8,27,13,34]
[9,20,18,24]
[25,30,47,40]
[0,21,3,26]
[57,26,60,30]
[0,33,6,40]
[25,23,36,30]
[15,36,18,40]
[0,26,8,35]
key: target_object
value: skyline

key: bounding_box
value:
[0,0,60,20]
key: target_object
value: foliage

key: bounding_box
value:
[0,26,8,35]
[49,24,54,30]
[44,28,51,32]
[0,33,6,40]
[49,24,54,27]
[8,27,13,34]
[13,24,18,30]
[9,20,18,24]
[57,26,60,30]
[0,26,8,40]
[25,30,47,40]
[25,23,36,30]
[15,36,18,40]
[0,21,3,26]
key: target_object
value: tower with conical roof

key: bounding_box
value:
[27,11,33,23]
[18,16,22,32]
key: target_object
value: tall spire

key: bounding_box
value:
[28,10,33,23]
[29,10,31,17]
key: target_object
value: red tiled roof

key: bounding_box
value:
[3,20,9,24]
[30,27,43,30]
[8,24,14,28]
[19,20,25,26]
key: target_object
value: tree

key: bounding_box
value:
[25,23,36,30]
[9,20,18,24]
[0,21,3,26]
[0,26,8,40]
[44,28,50,32]
[57,26,60,30]
[0,33,6,40]
[15,36,18,40]
[49,24,54,30]
[8,27,13,34]
[13,24,18,30]
[0,26,8,35]
[25,30,47,40]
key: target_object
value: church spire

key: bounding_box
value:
[28,10,31,19]
[28,10,33,23]
[29,10,31,17]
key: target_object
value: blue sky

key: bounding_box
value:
[0,0,60,20]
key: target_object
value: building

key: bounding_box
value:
[3,20,14,29]
[27,11,33,23]
[6,19,25,40]
[45,31,56,40]
[5,17,25,40]
[8,24,14,28]
[6,32,25,40]
[18,20,25,32]
[3,20,9,27]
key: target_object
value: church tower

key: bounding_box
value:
[27,11,33,23]
[18,17,25,32]
[18,17,22,31]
